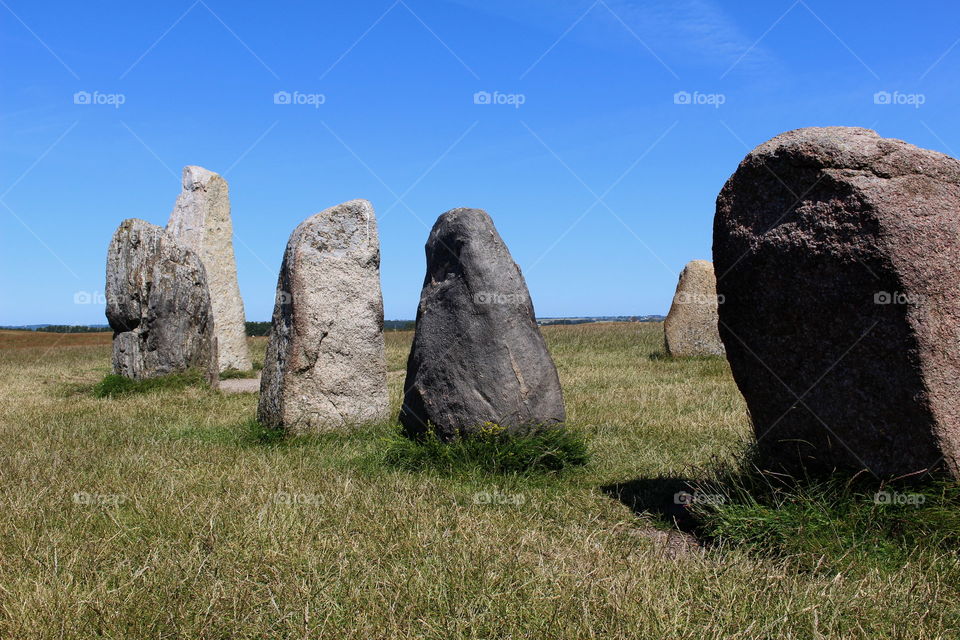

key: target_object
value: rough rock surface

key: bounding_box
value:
[258,199,388,433]
[663,260,725,357]
[714,126,960,477]
[399,208,565,439]
[168,166,251,372]
[105,218,217,381]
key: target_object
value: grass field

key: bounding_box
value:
[0,324,957,639]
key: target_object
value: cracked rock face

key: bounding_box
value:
[258,199,388,433]
[167,166,251,372]
[105,218,217,381]
[714,126,960,478]
[399,208,565,440]
[663,260,725,357]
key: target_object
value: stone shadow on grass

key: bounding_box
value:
[601,476,700,534]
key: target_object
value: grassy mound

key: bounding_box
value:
[383,423,590,474]
[685,461,960,571]
[93,370,206,398]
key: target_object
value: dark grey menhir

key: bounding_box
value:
[399,208,565,440]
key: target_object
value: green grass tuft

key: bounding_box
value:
[218,368,259,380]
[93,370,205,398]
[686,459,960,572]
[383,424,590,474]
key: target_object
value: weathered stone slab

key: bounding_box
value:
[168,166,251,372]
[258,199,388,432]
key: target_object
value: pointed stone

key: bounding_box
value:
[105,218,217,381]
[400,208,565,440]
[663,260,725,357]
[258,199,388,433]
[167,166,251,372]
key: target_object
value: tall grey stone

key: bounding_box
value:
[663,260,725,357]
[258,199,388,433]
[167,166,251,372]
[105,218,217,382]
[714,126,960,478]
[400,208,565,440]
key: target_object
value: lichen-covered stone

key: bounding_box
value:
[258,199,388,432]
[664,260,724,357]
[168,166,251,372]
[105,218,216,381]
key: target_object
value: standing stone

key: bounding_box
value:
[105,218,217,381]
[400,208,565,440]
[167,166,251,372]
[714,126,960,477]
[663,260,725,357]
[258,199,388,433]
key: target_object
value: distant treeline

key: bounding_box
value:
[34,325,110,333]
[245,321,272,336]
[6,317,656,336]
[245,320,415,336]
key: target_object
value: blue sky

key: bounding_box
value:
[2,0,958,324]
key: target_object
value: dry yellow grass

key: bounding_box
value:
[0,324,956,639]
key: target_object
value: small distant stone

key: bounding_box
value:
[663,260,724,357]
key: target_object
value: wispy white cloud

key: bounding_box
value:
[444,0,779,76]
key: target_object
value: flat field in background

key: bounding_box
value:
[0,323,956,638]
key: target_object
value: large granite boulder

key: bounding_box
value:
[105,218,217,381]
[399,208,565,440]
[168,166,251,372]
[714,126,960,477]
[258,199,388,433]
[664,260,725,357]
